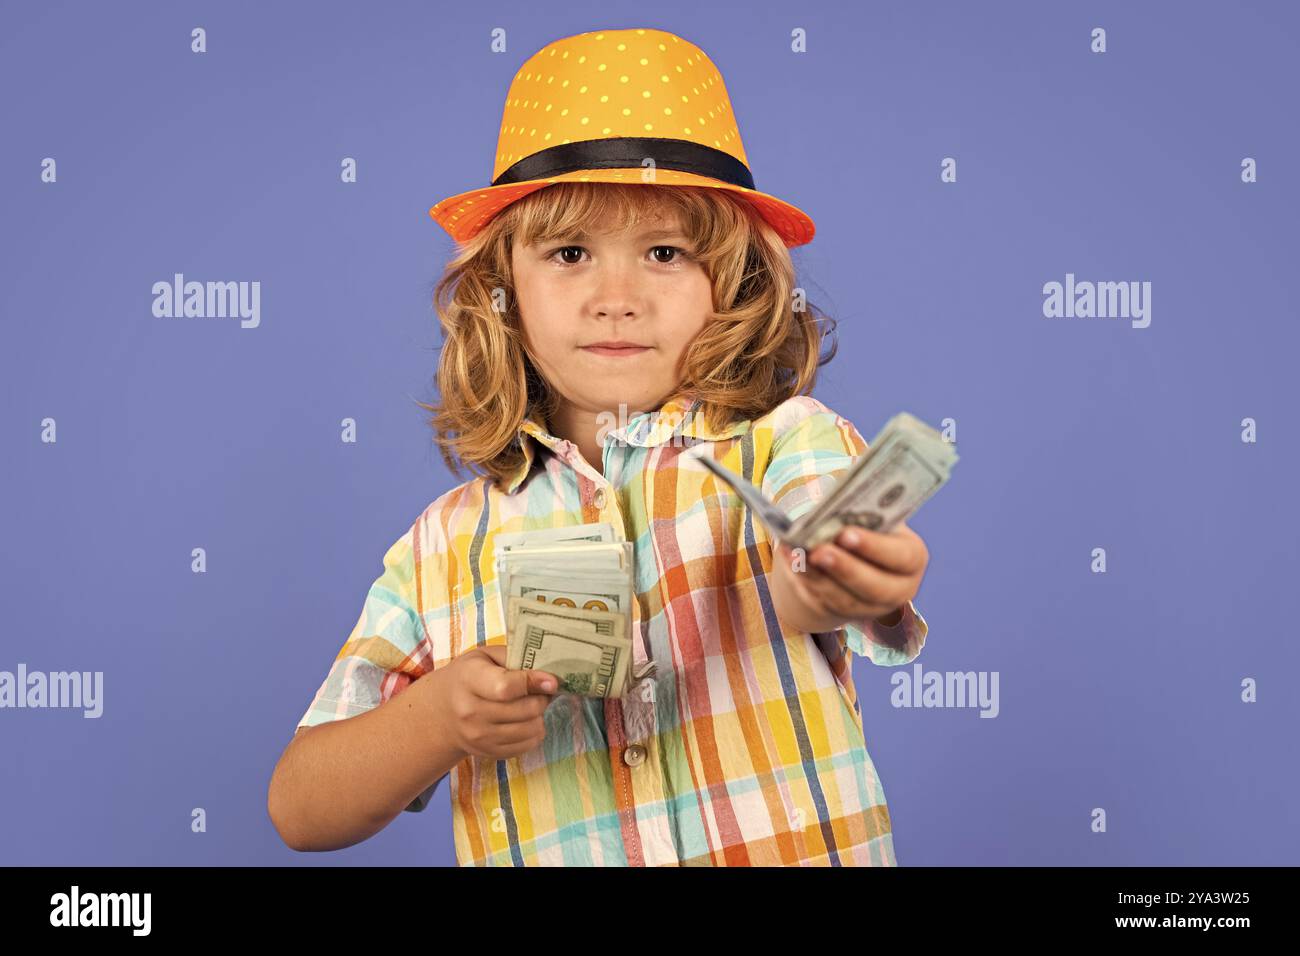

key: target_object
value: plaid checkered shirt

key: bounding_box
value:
[296,391,928,865]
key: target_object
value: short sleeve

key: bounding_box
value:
[760,400,867,527]
[761,399,930,667]
[295,526,443,812]
[840,598,929,666]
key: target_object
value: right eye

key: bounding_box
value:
[546,246,588,267]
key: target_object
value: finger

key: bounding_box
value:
[476,663,560,703]
[489,722,547,753]
[785,553,875,619]
[774,541,819,573]
[832,524,925,575]
[477,644,509,666]
[472,654,536,702]
[831,525,916,573]
[475,692,554,725]
[800,567,877,620]
[488,723,548,749]
[809,543,912,611]
[525,668,560,695]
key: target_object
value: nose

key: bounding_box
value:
[590,258,645,320]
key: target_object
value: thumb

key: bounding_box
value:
[478,644,558,696]
[527,668,559,695]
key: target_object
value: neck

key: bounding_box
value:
[548,388,694,477]
[550,404,610,477]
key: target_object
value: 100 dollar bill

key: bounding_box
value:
[692,411,958,552]
[495,525,636,699]
[506,597,632,698]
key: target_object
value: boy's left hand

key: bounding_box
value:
[773,521,929,628]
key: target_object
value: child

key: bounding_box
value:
[269,26,931,866]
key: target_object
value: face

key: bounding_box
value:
[510,211,713,430]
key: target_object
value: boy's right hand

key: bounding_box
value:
[432,644,558,760]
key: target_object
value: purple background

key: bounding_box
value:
[2,0,1296,866]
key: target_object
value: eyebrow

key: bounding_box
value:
[635,228,690,240]
[545,227,689,243]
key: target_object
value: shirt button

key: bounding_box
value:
[623,744,646,767]
[594,488,607,509]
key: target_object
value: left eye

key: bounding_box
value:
[650,246,686,264]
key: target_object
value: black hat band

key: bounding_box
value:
[492,137,756,192]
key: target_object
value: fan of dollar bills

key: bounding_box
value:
[692,411,959,552]
[494,523,639,699]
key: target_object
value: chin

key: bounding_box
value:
[582,390,659,418]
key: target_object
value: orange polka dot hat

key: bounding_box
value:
[428,27,815,247]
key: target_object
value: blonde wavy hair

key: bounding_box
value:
[419,181,839,491]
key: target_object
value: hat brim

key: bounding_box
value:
[429,167,815,248]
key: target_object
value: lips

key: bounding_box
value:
[581,343,651,357]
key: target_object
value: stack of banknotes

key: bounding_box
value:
[692,411,959,552]
[494,523,638,699]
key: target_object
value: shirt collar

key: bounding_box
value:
[502,388,752,494]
